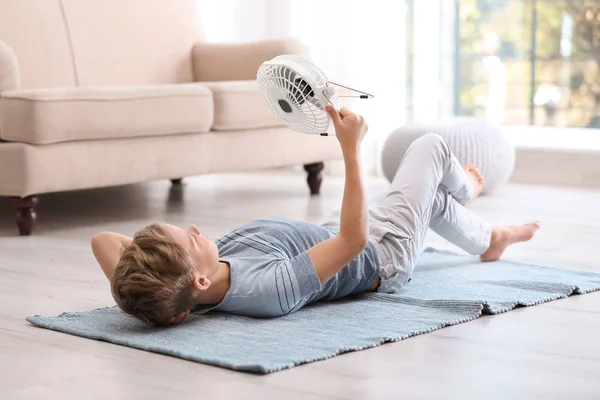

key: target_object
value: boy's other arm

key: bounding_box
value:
[306,106,369,285]
[91,232,132,282]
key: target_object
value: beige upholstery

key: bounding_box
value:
[0,41,20,91]
[0,0,76,89]
[0,129,340,197]
[0,84,213,144]
[202,81,281,131]
[61,0,203,86]
[0,0,342,209]
[193,39,309,82]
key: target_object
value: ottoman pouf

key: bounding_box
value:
[381,119,515,194]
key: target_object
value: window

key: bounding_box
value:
[407,0,600,129]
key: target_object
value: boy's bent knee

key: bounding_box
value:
[412,133,450,158]
[417,133,445,146]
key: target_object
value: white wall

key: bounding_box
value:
[196,0,291,42]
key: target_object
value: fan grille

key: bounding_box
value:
[257,55,336,135]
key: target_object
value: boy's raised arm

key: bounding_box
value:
[305,105,369,284]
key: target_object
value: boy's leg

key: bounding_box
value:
[370,133,474,239]
[369,133,478,290]
[429,186,492,255]
[429,186,540,261]
[322,141,477,231]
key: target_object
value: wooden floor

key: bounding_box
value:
[1,171,600,400]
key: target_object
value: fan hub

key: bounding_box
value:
[278,99,293,114]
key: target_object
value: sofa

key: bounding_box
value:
[0,0,341,236]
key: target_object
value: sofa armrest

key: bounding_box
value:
[192,38,310,82]
[0,41,20,92]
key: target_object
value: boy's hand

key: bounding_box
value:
[325,105,368,152]
[168,310,190,326]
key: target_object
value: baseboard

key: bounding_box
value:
[280,144,600,190]
[510,147,600,189]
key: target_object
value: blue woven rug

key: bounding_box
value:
[27,249,600,374]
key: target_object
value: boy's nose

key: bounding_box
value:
[189,225,201,235]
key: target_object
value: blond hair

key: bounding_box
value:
[111,223,197,326]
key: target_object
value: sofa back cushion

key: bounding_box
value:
[61,0,204,86]
[0,0,77,89]
[0,0,204,89]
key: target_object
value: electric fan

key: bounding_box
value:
[256,55,373,136]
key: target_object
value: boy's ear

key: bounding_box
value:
[192,275,211,291]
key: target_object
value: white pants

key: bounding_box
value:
[323,133,492,293]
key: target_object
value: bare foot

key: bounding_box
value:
[480,221,541,262]
[463,163,485,206]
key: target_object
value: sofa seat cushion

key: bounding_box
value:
[201,80,283,131]
[0,84,213,144]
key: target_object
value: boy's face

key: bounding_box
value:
[162,224,220,275]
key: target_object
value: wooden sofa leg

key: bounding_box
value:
[304,162,324,195]
[171,178,183,186]
[12,195,39,236]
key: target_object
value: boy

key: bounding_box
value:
[92,105,539,326]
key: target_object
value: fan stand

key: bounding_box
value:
[319,82,374,136]
[327,81,374,100]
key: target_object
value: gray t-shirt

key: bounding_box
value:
[205,218,380,317]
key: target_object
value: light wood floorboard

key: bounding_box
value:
[1,171,599,399]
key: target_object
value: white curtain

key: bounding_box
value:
[196,0,408,176]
